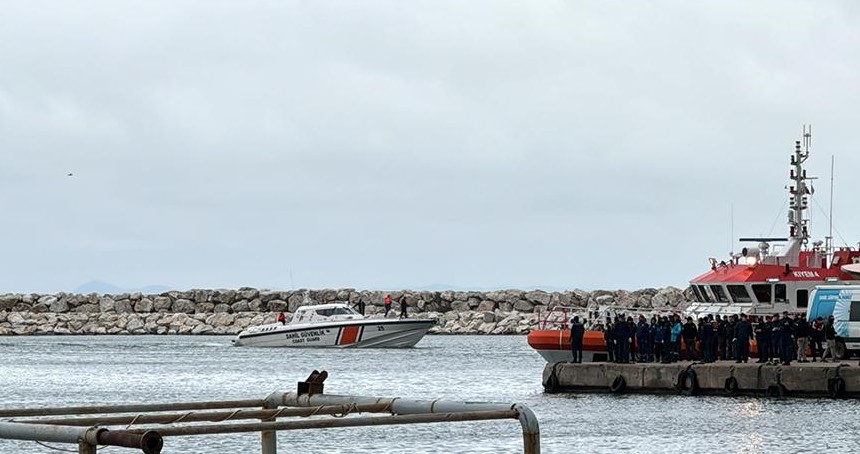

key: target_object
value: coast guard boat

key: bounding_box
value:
[528,128,860,362]
[233,303,436,348]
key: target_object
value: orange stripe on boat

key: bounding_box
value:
[340,326,360,345]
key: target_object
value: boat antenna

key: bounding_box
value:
[730,202,734,257]
[788,125,812,246]
[828,153,835,266]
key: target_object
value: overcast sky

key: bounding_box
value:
[1,1,859,293]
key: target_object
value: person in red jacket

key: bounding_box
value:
[384,294,392,317]
[276,312,286,325]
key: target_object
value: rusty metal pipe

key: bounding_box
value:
[147,410,518,437]
[19,403,392,427]
[98,429,163,454]
[271,392,541,454]
[0,422,161,454]
[0,399,265,418]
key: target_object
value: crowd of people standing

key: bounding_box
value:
[569,311,840,365]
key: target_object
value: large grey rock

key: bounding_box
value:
[115,300,134,313]
[50,299,69,313]
[135,298,154,312]
[126,316,145,333]
[99,297,116,312]
[172,299,196,314]
[525,290,551,306]
[231,300,250,312]
[213,303,231,313]
[267,300,288,312]
[288,294,304,312]
[38,295,57,306]
[513,299,535,312]
[450,301,470,312]
[476,300,497,312]
[154,296,172,311]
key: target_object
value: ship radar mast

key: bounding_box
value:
[788,126,813,245]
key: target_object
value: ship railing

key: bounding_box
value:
[536,305,688,331]
[0,371,540,454]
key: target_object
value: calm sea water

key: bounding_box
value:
[1,335,859,453]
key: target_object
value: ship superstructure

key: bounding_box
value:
[687,128,860,317]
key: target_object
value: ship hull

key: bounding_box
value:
[233,319,436,348]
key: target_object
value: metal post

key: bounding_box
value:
[261,393,277,454]
[78,440,97,454]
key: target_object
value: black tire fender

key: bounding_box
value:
[828,377,846,398]
[676,369,699,396]
[724,376,739,395]
[766,384,786,398]
[609,375,626,393]
[544,372,560,394]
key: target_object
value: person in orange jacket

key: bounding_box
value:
[384,294,392,317]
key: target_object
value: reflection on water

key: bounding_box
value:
[0,335,859,453]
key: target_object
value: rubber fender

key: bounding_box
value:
[544,372,560,394]
[828,377,846,399]
[676,369,699,396]
[766,384,786,398]
[724,376,739,396]
[609,375,626,393]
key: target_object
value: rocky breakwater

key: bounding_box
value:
[0,287,690,336]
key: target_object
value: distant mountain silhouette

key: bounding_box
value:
[73,280,171,295]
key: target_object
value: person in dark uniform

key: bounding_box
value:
[701,315,715,362]
[770,313,782,363]
[755,315,770,363]
[795,316,810,362]
[734,314,753,363]
[716,315,726,360]
[615,316,632,363]
[810,316,825,362]
[354,297,366,316]
[778,312,796,366]
[603,317,615,363]
[570,316,585,363]
[636,316,651,362]
[651,317,664,363]
[682,317,698,360]
[725,315,737,360]
[627,316,637,363]
[399,297,408,319]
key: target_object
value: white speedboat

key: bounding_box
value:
[232,303,436,348]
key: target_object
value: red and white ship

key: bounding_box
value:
[528,128,860,362]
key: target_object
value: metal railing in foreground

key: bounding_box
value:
[0,370,540,454]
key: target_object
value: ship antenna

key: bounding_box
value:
[788,126,811,244]
[828,154,835,266]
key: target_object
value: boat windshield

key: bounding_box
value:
[315,307,359,317]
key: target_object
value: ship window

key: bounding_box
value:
[697,285,712,302]
[797,289,809,308]
[691,286,704,302]
[851,301,860,322]
[316,309,335,316]
[752,284,772,304]
[334,307,353,315]
[775,284,787,303]
[727,285,752,303]
[710,285,729,303]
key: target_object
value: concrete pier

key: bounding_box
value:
[542,361,859,398]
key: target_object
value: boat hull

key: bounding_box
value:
[233,318,436,348]
[527,329,762,362]
[527,330,609,362]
